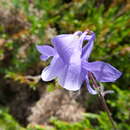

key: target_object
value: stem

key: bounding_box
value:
[98,93,117,130]
[88,72,117,130]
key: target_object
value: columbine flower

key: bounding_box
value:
[36,31,122,94]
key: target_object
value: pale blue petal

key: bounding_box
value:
[86,75,97,95]
[57,65,68,86]
[61,64,83,91]
[57,51,83,91]
[40,55,49,61]
[81,33,95,60]
[41,56,64,81]
[82,61,122,82]
[52,31,86,63]
[36,45,56,60]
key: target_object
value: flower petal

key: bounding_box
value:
[86,75,97,95]
[41,56,64,81]
[36,45,56,60]
[62,64,83,91]
[57,52,83,91]
[81,33,95,60]
[40,55,49,61]
[52,31,86,63]
[82,61,122,82]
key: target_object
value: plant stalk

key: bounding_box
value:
[88,72,117,130]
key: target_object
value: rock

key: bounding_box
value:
[28,89,85,125]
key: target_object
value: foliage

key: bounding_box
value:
[0,0,130,129]
[0,108,25,130]
[50,85,130,130]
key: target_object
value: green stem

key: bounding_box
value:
[88,72,117,130]
[98,93,117,130]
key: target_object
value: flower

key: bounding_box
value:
[36,31,122,94]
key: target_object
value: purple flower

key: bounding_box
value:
[36,31,122,94]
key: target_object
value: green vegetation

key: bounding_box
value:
[0,0,130,129]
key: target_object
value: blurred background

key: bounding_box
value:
[0,0,130,129]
